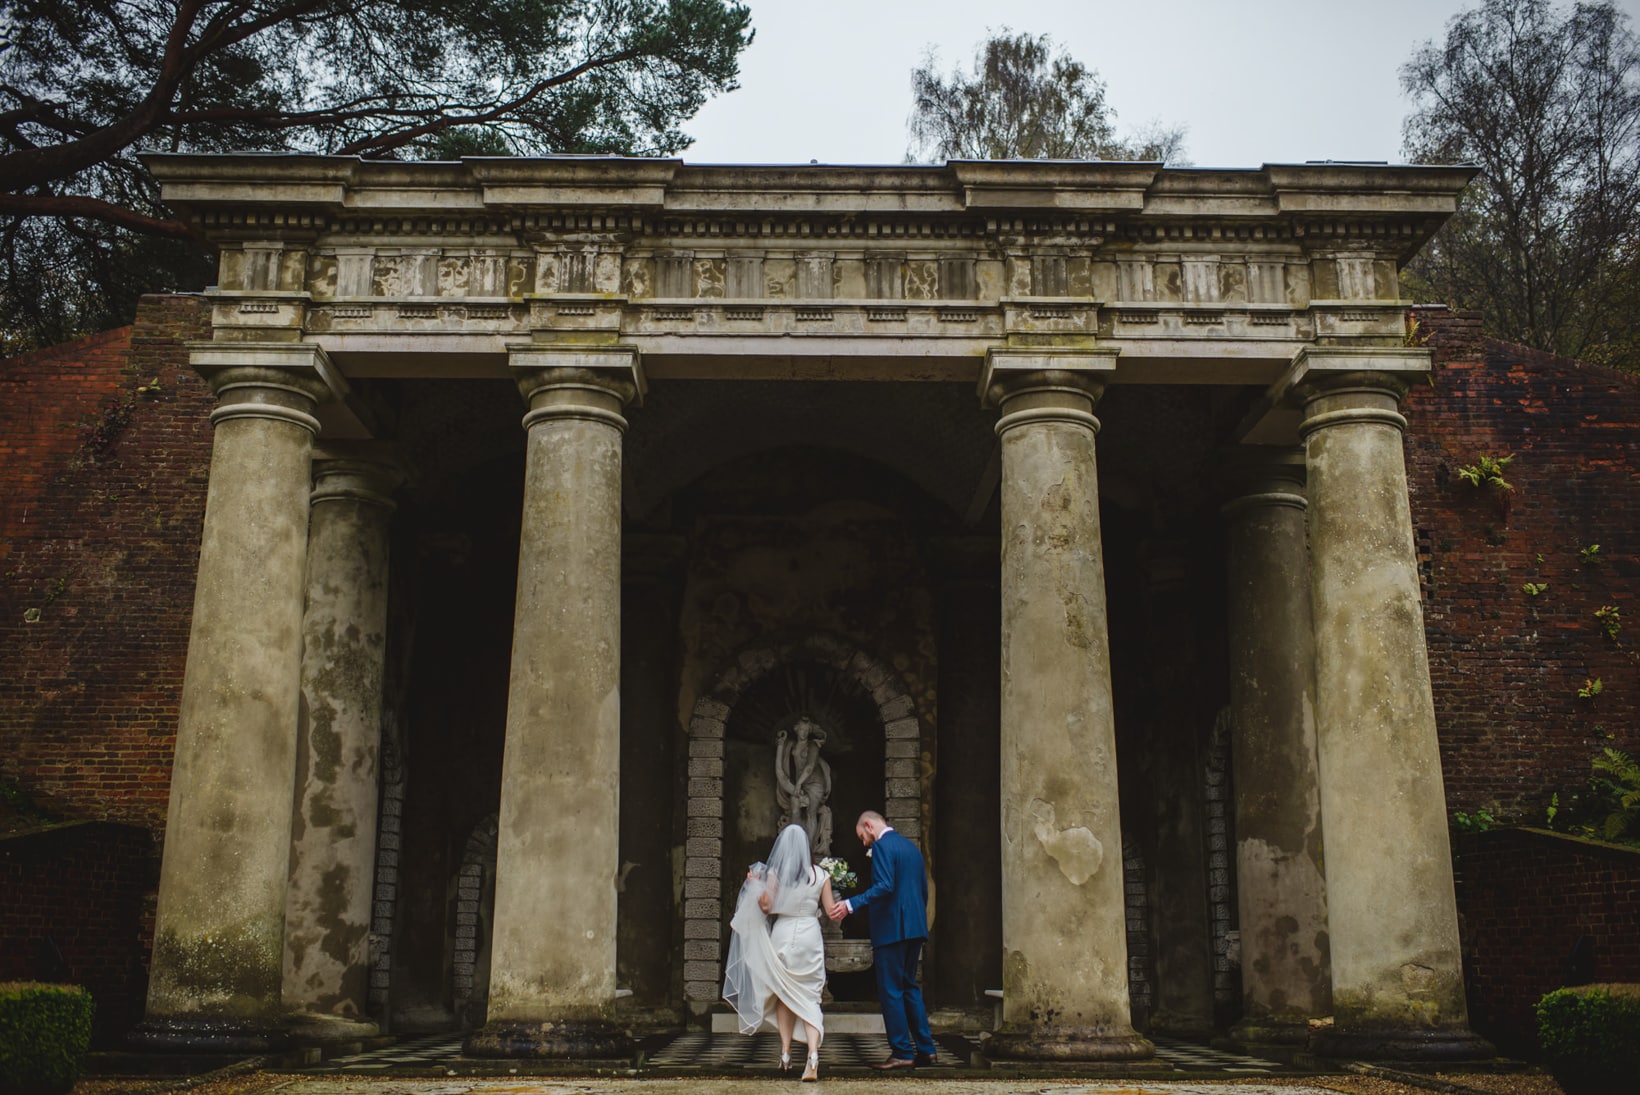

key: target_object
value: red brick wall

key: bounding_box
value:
[0,295,213,836]
[1405,307,1640,821]
[1452,827,1640,1049]
[0,822,156,1046]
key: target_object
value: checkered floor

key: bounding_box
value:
[647,1031,951,1069]
[313,1031,1284,1074]
[1150,1036,1282,1074]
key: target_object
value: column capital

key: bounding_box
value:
[982,348,1117,437]
[1217,447,1308,518]
[508,345,644,434]
[1285,347,1431,440]
[981,347,1118,404]
[189,342,338,435]
[311,442,408,511]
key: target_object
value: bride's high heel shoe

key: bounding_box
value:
[779,1051,792,1073]
[801,1051,819,1082]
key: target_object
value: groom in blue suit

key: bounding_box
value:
[828,810,938,1069]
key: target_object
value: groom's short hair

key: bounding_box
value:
[858,809,886,826]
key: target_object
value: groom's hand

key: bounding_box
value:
[826,900,847,921]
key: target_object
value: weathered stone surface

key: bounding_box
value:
[477,356,636,1051]
[1294,353,1489,1061]
[143,354,330,1037]
[989,357,1150,1062]
[1222,454,1332,1048]
[282,449,399,1034]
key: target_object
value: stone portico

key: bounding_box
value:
[134,154,1488,1062]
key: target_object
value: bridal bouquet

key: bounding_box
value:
[819,856,858,892]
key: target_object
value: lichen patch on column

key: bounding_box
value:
[1028,799,1102,885]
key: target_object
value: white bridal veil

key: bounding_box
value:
[722,824,820,1035]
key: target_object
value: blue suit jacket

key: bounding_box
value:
[847,829,929,946]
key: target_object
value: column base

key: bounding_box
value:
[287,1014,381,1045]
[986,1027,1157,1062]
[1311,1025,1495,1061]
[128,1016,289,1053]
[463,1019,633,1059]
[1227,1017,1313,1055]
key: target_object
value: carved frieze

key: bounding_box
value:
[146,155,1475,383]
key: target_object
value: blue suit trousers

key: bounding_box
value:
[873,938,935,1059]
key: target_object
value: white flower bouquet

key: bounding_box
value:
[818,856,858,892]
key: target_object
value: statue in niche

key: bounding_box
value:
[775,716,833,858]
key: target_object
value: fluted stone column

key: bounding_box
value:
[283,447,403,1043]
[1293,349,1490,1060]
[136,347,333,1051]
[465,348,642,1059]
[983,350,1153,1063]
[1221,451,1332,1052]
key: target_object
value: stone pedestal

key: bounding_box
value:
[464,349,641,1060]
[1294,351,1491,1061]
[282,448,403,1044]
[135,350,332,1051]
[1221,451,1332,1052]
[983,351,1153,1063]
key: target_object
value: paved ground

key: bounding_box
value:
[73,1032,1565,1095]
[311,1033,1288,1076]
[73,1073,1566,1095]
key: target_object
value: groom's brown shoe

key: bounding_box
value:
[914,1051,938,1067]
[871,1057,916,1071]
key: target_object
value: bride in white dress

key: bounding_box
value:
[723,823,836,1081]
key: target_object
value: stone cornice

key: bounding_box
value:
[144,155,1475,256]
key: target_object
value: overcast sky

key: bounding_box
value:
[680,0,1640,168]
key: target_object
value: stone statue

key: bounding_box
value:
[775,717,833,858]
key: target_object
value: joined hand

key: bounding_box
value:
[826,900,847,921]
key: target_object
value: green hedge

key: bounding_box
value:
[1535,982,1640,1095]
[0,983,94,1095]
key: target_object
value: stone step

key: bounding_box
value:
[711,1010,885,1033]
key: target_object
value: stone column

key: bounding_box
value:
[136,347,333,1051]
[283,446,403,1043]
[1220,450,1332,1053]
[465,348,642,1059]
[1292,350,1490,1060]
[983,350,1153,1062]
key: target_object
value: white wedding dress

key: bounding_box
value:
[722,825,826,1041]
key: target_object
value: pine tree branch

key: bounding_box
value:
[0,192,195,238]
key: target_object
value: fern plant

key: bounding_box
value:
[1590,748,1640,843]
[1456,453,1513,491]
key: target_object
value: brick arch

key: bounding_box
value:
[452,812,498,1020]
[680,632,927,1010]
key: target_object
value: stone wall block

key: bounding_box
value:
[884,718,919,740]
[878,695,916,721]
[686,818,723,838]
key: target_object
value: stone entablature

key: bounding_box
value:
[146,156,1473,388]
